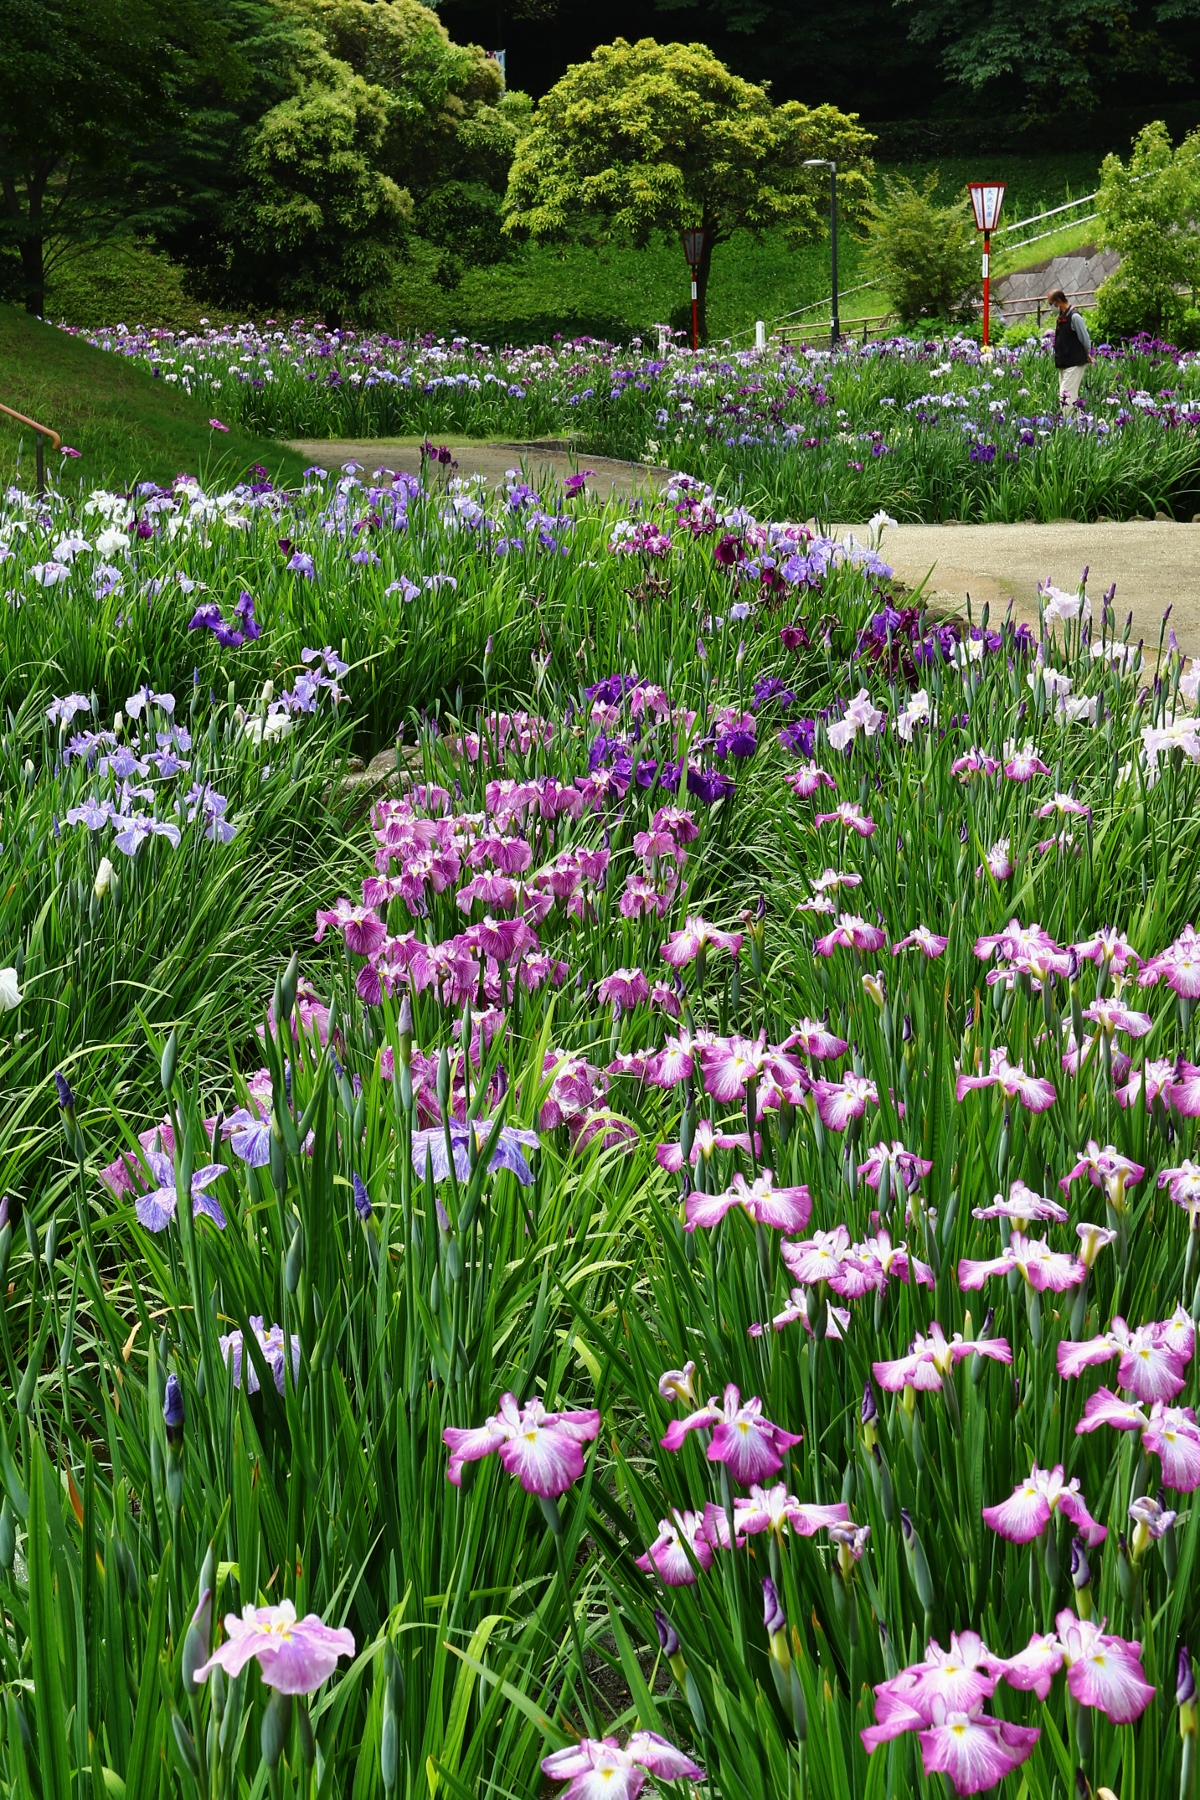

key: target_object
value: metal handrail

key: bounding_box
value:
[0,403,62,497]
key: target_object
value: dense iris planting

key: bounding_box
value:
[76,320,1200,522]
[1,459,1200,1798]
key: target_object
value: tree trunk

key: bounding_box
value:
[2,162,54,316]
[696,222,717,345]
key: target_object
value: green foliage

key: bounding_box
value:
[0,0,268,313]
[897,0,1200,113]
[228,33,413,321]
[1094,121,1200,342]
[503,36,874,337]
[42,238,199,331]
[865,173,980,323]
[0,303,309,491]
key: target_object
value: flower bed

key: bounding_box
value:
[0,458,1199,1796]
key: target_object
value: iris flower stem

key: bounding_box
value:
[549,1512,598,1737]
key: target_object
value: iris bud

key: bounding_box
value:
[900,1509,936,1611]
[160,1029,177,1094]
[261,1690,292,1769]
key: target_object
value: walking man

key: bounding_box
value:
[1049,287,1091,408]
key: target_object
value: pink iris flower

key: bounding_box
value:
[1003,748,1051,781]
[781,1224,881,1298]
[313,897,387,957]
[856,1227,935,1287]
[973,918,1059,963]
[955,1047,1056,1113]
[892,926,949,958]
[784,762,837,797]
[997,1610,1154,1723]
[918,1711,1041,1796]
[193,1600,354,1695]
[873,1322,1012,1393]
[660,916,743,966]
[596,967,650,1011]
[813,913,887,956]
[858,1139,933,1193]
[1168,1059,1200,1116]
[813,1070,879,1131]
[1075,1389,1200,1490]
[957,1231,1086,1294]
[725,1482,850,1543]
[765,1291,853,1338]
[1073,926,1140,974]
[661,1383,802,1485]
[655,1120,755,1173]
[972,1178,1068,1224]
[951,748,1001,777]
[685,1169,812,1234]
[1057,1309,1193,1403]
[541,1732,705,1799]
[635,1509,714,1584]
[1059,1140,1145,1206]
[1138,923,1200,998]
[1082,997,1153,1038]
[1159,1157,1200,1220]
[443,1393,601,1497]
[982,1463,1107,1547]
[861,1636,1041,1794]
[783,1016,849,1060]
[814,801,876,836]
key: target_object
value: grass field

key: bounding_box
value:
[0,305,311,492]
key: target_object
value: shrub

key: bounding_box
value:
[865,173,980,323]
[1094,121,1200,342]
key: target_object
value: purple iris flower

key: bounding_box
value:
[112,814,182,857]
[225,1108,271,1166]
[411,1119,540,1186]
[287,552,316,578]
[687,768,736,804]
[65,798,113,831]
[135,1150,227,1232]
[353,1172,372,1219]
[234,591,261,640]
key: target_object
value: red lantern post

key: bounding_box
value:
[968,182,1006,348]
[682,228,706,351]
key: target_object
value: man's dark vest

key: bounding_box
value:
[1054,309,1088,369]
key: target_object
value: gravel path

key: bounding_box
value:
[853,519,1200,653]
[287,440,1200,653]
[285,437,664,497]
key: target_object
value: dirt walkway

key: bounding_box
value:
[286,440,1200,654]
[285,437,665,498]
[852,519,1200,654]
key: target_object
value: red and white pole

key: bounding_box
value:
[982,229,991,347]
[690,267,699,351]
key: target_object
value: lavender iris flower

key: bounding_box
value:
[352,1172,373,1219]
[225,1108,271,1166]
[135,1150,227,1231]
[411,1118,540,1186]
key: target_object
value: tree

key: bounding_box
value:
[865,174,979,324]
[169,0,526,318]
[0,0,245,314]
[896,0,1200,115]
[1094,121,1200,341]
[502,37,874,341]
[223,35,413,321]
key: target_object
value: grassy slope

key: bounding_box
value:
[0,305,310,492]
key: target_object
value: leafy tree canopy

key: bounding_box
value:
[897,0,1200,114]
[0,0,252,311]
[503,36,873,339]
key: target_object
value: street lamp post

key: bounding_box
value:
[681,228,706,350]
[968,181,1006,348]
[803,159,839,347]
